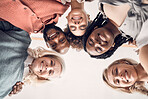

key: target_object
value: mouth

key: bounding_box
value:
[39,61,44,72]
[72,16,82,20]
[49,32,57,38]
[125,70,130,83]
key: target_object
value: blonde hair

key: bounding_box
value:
[23,47,65,85]
[103,58,148,96]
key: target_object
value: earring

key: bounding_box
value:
[112,43,115,47]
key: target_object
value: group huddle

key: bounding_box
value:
[0,0,148,99]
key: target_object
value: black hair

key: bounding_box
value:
[83,12,133,59]
[64,21,92,51]
[64,26,83,51]
[43,23,64,42]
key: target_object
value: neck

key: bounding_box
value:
[135,64,148,82]
[71,0,84,10]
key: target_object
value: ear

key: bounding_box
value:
[46,42,50,48]
[87,14,90,21]
[112,43,115,47]
[66,16,68,19]
[28,64,32,68]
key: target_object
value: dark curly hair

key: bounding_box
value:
[64,26,83,51]
[83,12,133,59]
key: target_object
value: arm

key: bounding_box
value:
[139,44,148,74]
[142,0,148,4]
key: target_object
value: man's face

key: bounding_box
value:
[46,29,70,54]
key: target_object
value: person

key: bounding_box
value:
[43,23,70,54]
[83,0,148,59]
[66,0,93,36]
[0,21,31,99]
[103,58,148,96]
[0,0,69,34]
[9,47,65,96]
[0,21,65,98]
[0,0,70,54]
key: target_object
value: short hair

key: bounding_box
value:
[83,12,133,59]
[43,23,64,42]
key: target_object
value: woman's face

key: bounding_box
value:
[86,27,114,56]
[67,9,88,36]
[30,56,62,79]
[106,63,138,87]
[46,29,70,54]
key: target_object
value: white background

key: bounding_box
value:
[5,0,148,99]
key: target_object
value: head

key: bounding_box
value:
[83,12,133,59]
[43,24,70,54]
[66,7,90,36]
[103,59,139,93]
[29,48,65,81]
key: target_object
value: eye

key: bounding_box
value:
[50,60,55,66]
[50,43,57,49]
[97,33,100,36]
[115,79,120,85]
[49,70,52,75]
[59,38,66,43]
[115,68,118,75]
[95,47,102,53]
[70,26,76,31]
[80,25,86,30]
[88,39,94,46]
[49,70,54,75]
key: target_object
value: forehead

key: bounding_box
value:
[106,65,117,86]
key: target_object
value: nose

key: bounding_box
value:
[52,37,59,44]
[94,42,101,48]
[115,74,126,82]
[72,20,80,24]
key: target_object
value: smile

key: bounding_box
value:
[124,70,130,82]
[49,32,57,38]
[72,16,82,20]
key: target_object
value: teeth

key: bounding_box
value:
[72,16,81,20]
[73,17,80,20]
[50,33,56,38]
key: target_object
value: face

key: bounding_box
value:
[46,29,70,54]
[30,57,62,79]
[86,27,114,56]
[67,9,88,36]
[106,63,138,87]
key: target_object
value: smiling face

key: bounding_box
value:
[106,63,138,87]
[67,9,88,36]
[86,27,114,56]
[30,56,62,79]
[46,29,70,54]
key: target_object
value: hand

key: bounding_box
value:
[9,81,24,96]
